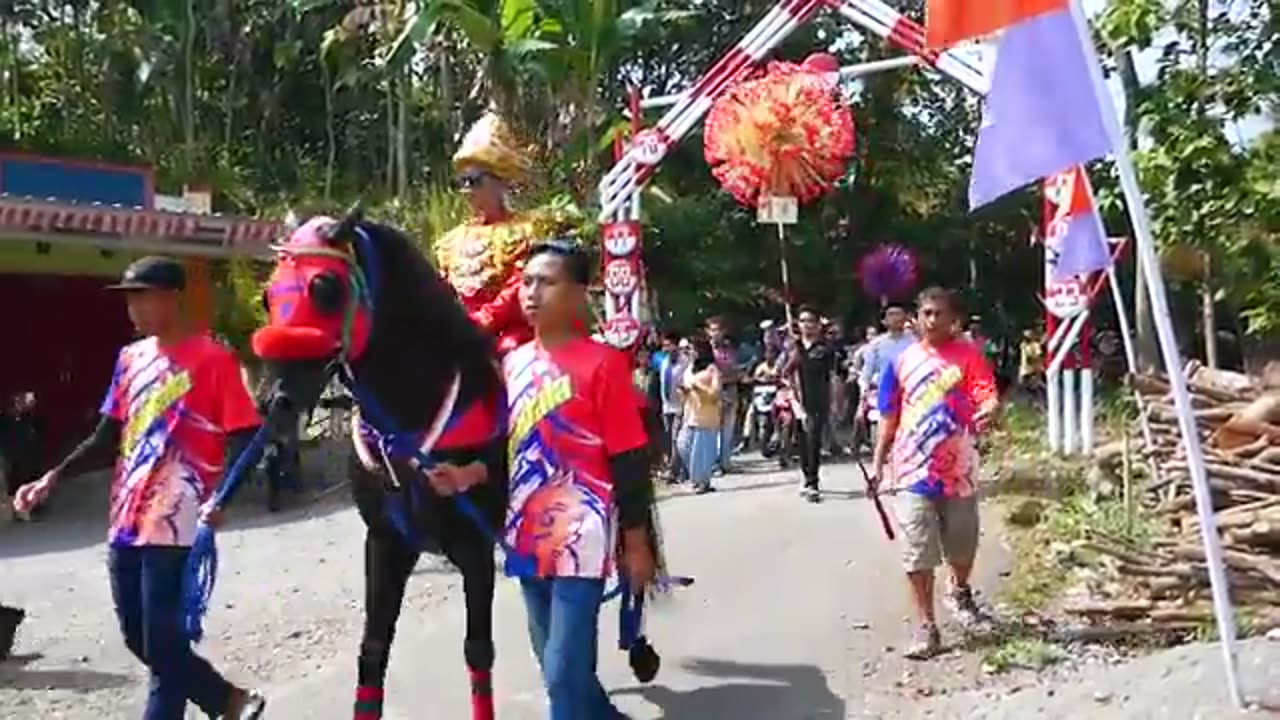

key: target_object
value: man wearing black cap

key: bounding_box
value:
[13,256,268,719]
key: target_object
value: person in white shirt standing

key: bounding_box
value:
[859,306,916,446]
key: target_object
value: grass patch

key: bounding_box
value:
[992,393,1163,614]
[982,636,1069,674]
[988,400,1046,459]
[1002,519,1070,613]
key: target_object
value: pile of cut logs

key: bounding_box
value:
[1071,360,1280,636]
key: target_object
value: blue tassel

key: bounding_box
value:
[180,424,272,643]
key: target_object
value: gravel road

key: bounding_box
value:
[3,453,1270,719]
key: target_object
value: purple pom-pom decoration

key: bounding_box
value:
[858,244,919,301]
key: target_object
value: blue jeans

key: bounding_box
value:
[519,577,622,720]
[108,546,233,720]
[680,426,719,489]
[718,392,738,469]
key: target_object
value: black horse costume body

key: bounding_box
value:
[252,213,506,720]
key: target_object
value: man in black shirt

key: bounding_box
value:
[784,307,837,503]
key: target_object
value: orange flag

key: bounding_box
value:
[926,0,1068,48]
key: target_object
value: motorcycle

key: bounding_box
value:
[751,381,778,455]
[769,384,799,467]
[851,386,880,457]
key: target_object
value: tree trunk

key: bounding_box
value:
[386,76,396,195]
[183,0,198,177]
[440,35,455,141]
[322,58,336,202]
[1114,47,1158,372]
[1195,0,1216,369]
[396,66,409,197]
[222,0,237,151]
[1201,253,1218,368]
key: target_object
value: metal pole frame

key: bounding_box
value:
[594,0,1243,705]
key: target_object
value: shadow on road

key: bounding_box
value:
[0,447,354,560]
[613,658,844,720]
[0,662,132,692]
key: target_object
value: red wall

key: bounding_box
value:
[1,274,135,461]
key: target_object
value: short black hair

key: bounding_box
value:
[916,286,961,315]
[661,331,680,343]
[797,305,820,320]
[883,303,907,315]
[528,238,591,285]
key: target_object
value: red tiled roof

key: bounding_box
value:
[0,194,283,256]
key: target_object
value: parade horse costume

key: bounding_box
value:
[252,211,507,720]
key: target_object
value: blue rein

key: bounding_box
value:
[179,220,688,649]
[181,422,274,643]
[332,363,537,577]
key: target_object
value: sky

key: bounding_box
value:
[1078,0,1271,146]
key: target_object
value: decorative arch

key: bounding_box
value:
[593,0,991,348]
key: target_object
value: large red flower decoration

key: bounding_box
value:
[704,55,856,208]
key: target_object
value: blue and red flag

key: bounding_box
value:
[959,6,1112,210]
[1044,166,1111,281]
[926,0,1067,48]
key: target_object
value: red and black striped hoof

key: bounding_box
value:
[354,685,383,720]
[470,669,495,720]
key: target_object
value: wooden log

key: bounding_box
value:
[1149,606,1215,623]
[1064,600,1155,618]
[1183,500,1280,534]
[1117,562,1205,581]
[1080,538,1170,567]
[1203,462,1280,492]
[1168,544,1280,586]
[1056,622,1200,643]
[1186,365,1258,400]
[1232,522,1280,548]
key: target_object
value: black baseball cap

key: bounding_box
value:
[106,256,187,292]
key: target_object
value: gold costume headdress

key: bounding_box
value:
[452,113,531,183]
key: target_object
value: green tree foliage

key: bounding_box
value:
[0,0,1273,348]
[1097,0,1278,340]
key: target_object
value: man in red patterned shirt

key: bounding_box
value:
[502,239,656,719]
[871,287,999,660]
[15,257,267,719]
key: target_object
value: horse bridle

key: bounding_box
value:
[271,215,692,601]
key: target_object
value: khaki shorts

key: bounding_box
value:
[893,492,980,573]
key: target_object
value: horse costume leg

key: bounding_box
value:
[354,525,417,720]
[448,539,498,720]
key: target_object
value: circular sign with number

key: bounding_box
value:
[603,315,642,349]
[603,258,639,296]
[603,223,639,257]
[632,130,667,166]
[1044,220,1088,319]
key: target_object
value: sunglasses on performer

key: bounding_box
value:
[456,171,491,190]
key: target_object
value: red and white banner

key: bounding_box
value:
[1042,167,1091,320]
[599,220,644,350]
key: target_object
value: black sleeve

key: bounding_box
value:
[53,415,122,478]
[609,447,653,531]
[215,426,265,506]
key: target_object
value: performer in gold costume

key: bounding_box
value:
[436,113,560,355]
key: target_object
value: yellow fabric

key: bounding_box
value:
[452,113,532,183]
[1019,340,1044,377]
[682,366,722,429]
[433,209,563,299]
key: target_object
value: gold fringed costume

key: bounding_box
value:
[435,113,564,355]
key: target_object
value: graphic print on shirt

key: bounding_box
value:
[879,342,992,498]
[503,344,615,579]
[103,338,250,547]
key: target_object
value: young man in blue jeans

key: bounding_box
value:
[502,240,656,719]
[14,257,267,719]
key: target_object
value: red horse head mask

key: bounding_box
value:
[252,214,373,363]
